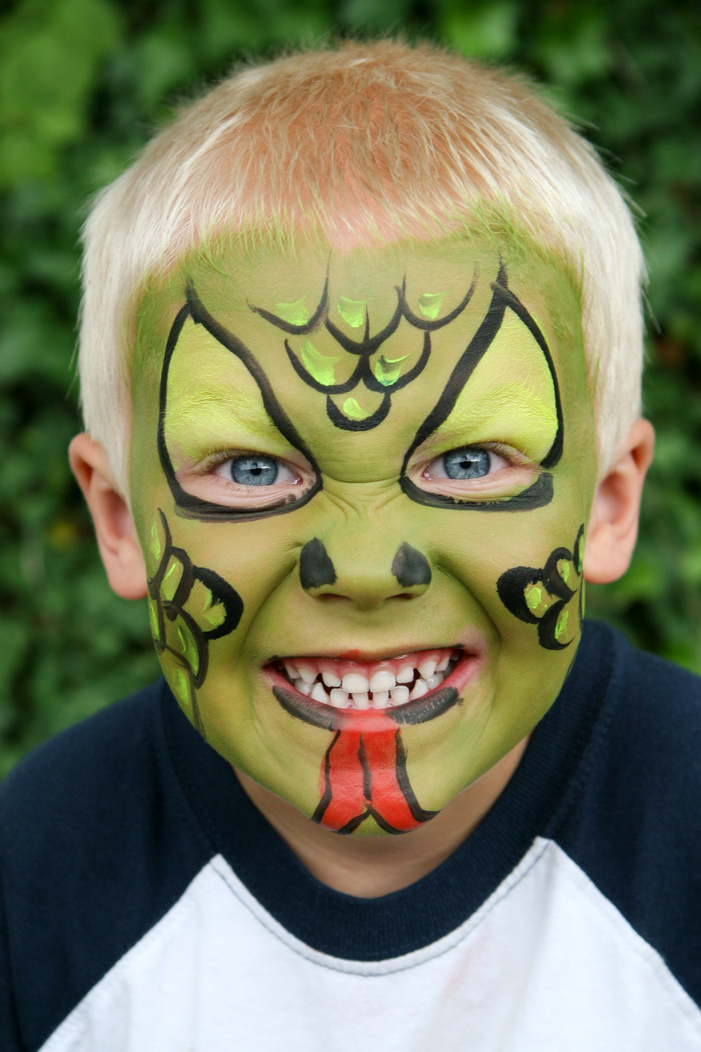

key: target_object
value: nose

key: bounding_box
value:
[299,537,432,607]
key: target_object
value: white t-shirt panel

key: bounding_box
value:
[41,837,701,1052]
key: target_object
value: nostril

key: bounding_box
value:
[300,538,337,591]
[391,543,432,589]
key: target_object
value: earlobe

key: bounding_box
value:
[582,418,655,585]
[69,433,148,600]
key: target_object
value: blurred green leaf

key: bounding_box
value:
[439,0,518,58]
[0,0,123,187]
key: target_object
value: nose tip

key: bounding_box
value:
[299,538,431,605]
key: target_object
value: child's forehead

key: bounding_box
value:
[141,233,583,355]
[196,238,488,301]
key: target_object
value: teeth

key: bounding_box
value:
[342,672,370,694]
[418,658,437,680]
[310,682,328,703]
[390,685,410,705]
[410,679,429,700]
[369,669,396,692]
[284,649,457,710]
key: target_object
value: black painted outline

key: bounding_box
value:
[399,266,563,512]
[157,289,323,523]
[253,271,478,432]
[496,524,585,650]
[148,509,244,733]
[272,683,459,730]
[299,538,337,591]
[157,266,562,522]
[391,542,432,589]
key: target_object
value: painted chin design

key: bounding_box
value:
[268,647,472,730]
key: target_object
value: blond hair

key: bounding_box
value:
[78,39,645,494]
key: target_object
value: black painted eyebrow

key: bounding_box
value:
[156,287,323,523]
[398,266,563,513]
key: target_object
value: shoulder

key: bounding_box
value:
[0,681,215,1052]
[555,622,701,1007]
[0,682,165,853]
[564,621,701,843]
[603,624,701,797]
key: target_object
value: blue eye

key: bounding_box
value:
[442,448,491,479]
[229,455,279,486]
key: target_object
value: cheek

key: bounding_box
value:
[164,519,290,601]
[431,503,587,644]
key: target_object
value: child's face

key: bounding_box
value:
[130,236,597,835]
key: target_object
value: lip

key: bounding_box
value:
[266,648,480,731]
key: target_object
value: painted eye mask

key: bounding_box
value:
[158,265,562,520]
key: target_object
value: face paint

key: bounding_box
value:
[299,538,337,591]
[250,268,477,431]
[129,237,597,836]
[391,543,432,589]
[497,525,585,650]
[146,510,243,735]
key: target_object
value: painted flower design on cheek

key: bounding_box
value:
[496,525,585,650]
[147,510,243,735]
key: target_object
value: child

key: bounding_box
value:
[2,39,700,1051]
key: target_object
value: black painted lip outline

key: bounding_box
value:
[267,656,477,731]
[272,682,460,730]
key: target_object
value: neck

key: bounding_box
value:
[234,736,529,898]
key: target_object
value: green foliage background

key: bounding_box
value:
[1,0,699,776]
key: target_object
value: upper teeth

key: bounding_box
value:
[279,651,457,710]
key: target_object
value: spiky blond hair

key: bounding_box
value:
[79,39,645,494]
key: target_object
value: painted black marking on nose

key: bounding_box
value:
[300,538,337,591]
[391,543,432,589]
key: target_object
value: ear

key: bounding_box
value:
[69,433,148,600]
[582,418,655,585]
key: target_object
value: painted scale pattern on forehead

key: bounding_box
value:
[250,269,477,431]
[157,265,563,521]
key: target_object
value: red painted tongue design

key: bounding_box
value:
[312,714,437,834]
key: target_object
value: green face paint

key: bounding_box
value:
[337,296,365,328]
[418,292,444,319]
[299,341,341,386]
[129,236,597,835]
[274,296,310,326]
